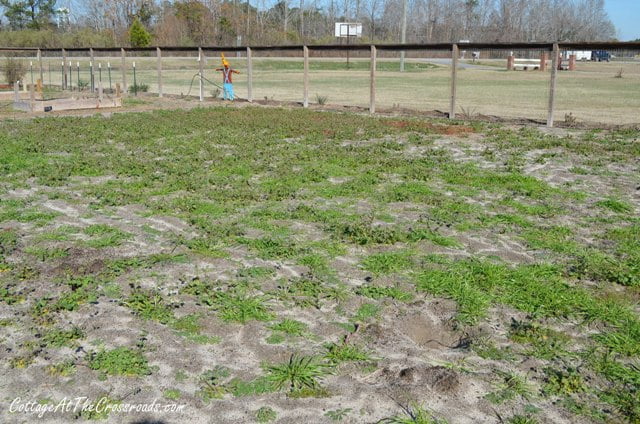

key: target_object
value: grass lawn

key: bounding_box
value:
[0,106,639,423]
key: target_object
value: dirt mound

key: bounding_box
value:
[398,311,459,350]
[398,365,460,393]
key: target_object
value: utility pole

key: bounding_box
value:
[400,0,407,72]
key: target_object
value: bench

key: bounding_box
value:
[513,58,541,70]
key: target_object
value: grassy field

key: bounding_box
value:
[0,106,638,423]
[15,55,640,125]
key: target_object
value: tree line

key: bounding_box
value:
[0,0,618,48]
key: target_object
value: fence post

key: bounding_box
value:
[303,46,309,108]
[157,47,163,98]
[247,47,253,102]
[62,49,67,89]
[37,49,44,86]
[450,43,459,119]
[121,48,127,94]
[198,47,205,102]
[90,47,95,92]
[568,54,576,71]
[547,43,559,128]
[539,52,548,72]
[369,45,376,114]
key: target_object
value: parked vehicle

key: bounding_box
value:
[591,50,611,62]
[564,50,591,60]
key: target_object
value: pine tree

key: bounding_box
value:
[129,18,152,48]
[0,0,55,30]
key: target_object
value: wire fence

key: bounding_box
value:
[1,42,639,126]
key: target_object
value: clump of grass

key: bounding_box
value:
[595,197,633,214]
[508,319,568,359]
[354,303,381,322]
[124,288,174,324]
[24,246,69,262]
[264,354,332,392]
[543,368,587,396]
[356,284,413,302]
[213,291,273,323]
[269,319,308,336]
[379,403,448,423]
[485,370,534,404]
[42,326,84,348]
[508,416,539,424]
[324,341,372,364]
[87,347,151,377]
[83,224,130,248]
[315,94,328,105]
[362,251,413,275]
[275,277,347,309]
[256,406,277,423]
[163,389,181,400]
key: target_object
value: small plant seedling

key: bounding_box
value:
[256,406,277,423]
[378,403,448,423]
[48,360,76,377]
[315,94,328,105]
[325,408,352,421]
[163,389,181,400]
[197,366,230,401]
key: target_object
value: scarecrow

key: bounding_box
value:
[216,53,240,101]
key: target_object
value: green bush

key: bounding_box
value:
[129,18,151,48]
[128,83,149,94]
[3,57,26,84]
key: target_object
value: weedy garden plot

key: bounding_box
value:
[0,107,639,423]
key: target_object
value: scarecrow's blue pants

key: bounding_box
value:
[223,83,234,100]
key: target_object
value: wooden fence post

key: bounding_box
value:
[121,48,127,93]
[90,47,95,92]
[547,43,559,128]
[369,45,377,114]
[247,47,253,102]
[62,48,67,89]
[157,47,163,97]
[37,49,44,86]
[450,43,459,119]
[303,46,309,108]
[198,47,205,101]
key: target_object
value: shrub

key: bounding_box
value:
[3,57,26,84]
[128,83,149,94]
[129,18,151,48]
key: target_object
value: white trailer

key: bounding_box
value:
[563,51,591,61]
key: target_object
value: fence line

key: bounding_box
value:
[3,41,640,127]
